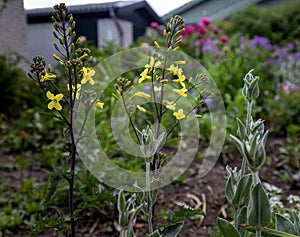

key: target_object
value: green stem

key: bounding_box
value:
[120,229,128,237]
[246,100,253,134]
[234,208,238,229]
[145,161,153,234]
[252,171,260,186]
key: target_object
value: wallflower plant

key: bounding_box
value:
[28,4,103,237]
[112,15,212,236]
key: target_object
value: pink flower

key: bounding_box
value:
[274,95,280,101]
[220,35,229,43]
[184,24,196,35]
[201,17,211,26]
[263,90,269,96]
[150,22,159,29]
[213,28,219,35]
[196,22,206,34]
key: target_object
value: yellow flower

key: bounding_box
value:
[195,114,202,118]
[173,109,185,120]
[145,56,162,69]
[67,84,81,99]
[40,70,56,82]
[173,74,186,88]
[138,68,151,84]
[173,88,188,97]
[154,86,161,93]
[96,101,104,109]
[134,91,151,99]
[46,91,63,111]
[81,67,95,85]
[137,105,147,113]
[168,64,183,76]
[164,100,176,111]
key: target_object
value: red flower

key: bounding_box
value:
[201,17,211,26]
[19,131,26,140]
[150,22,159,29]
[220,35,229,43]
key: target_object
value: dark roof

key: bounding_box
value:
[27,1,163,24]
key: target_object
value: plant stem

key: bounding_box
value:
[234,208,238,229]
[145,161,153,234]
[252,171,260,186]
[120,229,128,237]
[246,100,253,134]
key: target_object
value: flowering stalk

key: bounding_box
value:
[28,4,103,236]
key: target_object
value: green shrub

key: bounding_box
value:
[0,54,43,116]
[219,0,300,45]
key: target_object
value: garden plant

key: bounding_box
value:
[0,1,299,237]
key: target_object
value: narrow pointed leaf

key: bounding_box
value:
[149,230,161,237]
[241,224,299,237]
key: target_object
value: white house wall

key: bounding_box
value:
[97,18,133,48]
[27,22,57,65]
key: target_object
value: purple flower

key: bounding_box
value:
[204,98,213,107]
[144,85,151,93]
[287,43,294,50]
[202,38,217,52]
[293,52,300,60]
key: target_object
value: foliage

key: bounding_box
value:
[218,70,300,237]
[219,0,300,45]
[0,54,42,116]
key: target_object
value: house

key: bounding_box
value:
[27,1,162,65]
[163,0,289,24]
[0,0,28,58]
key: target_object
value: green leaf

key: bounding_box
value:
[232,174,252,207]
[225,176,235,204]
[247,183,271,227]
[241,224,299,237]
[149,230,161,237]
[275,214,297,235]
[292,211,300,235]
[217,217,240,237]
[118,190,126,213]
[162,221,184,237]
[163,207,203,228]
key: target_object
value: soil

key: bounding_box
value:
[0,136,299,237]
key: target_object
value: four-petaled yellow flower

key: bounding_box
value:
[137,105,147,113]
[40,70,56,82]
[138,68,151,84]
[164,100,176,111]
[173,88,188,97]
[96,101,104,109]
[168,64,183,76]
[173,74,186,88]
[134,91,151,99]
[81,67,95,85]
[173,109,185,120]
[67,84,81,99]
[46,91,63,111]
[145,56,162,69]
